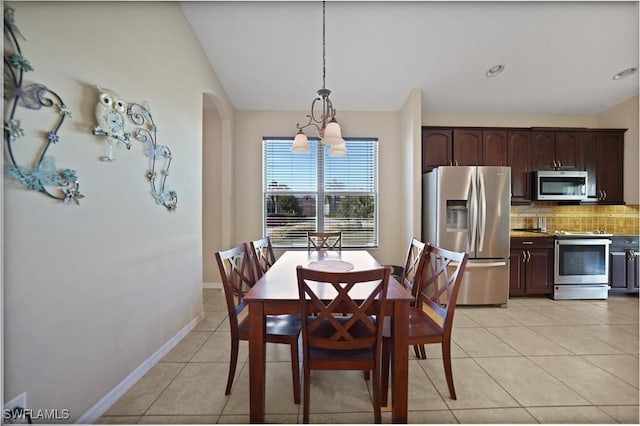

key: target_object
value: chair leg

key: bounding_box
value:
[413,345,421,359]
[303,365,311,424]
[419,344,427,359]
[225,337,239,395]
[442,340,456,400]
[372,367,382,424]
[381,339,390,407]
[290,342,301,404]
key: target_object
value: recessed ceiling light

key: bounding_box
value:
[486,64,505,77]
[612,67,637,80]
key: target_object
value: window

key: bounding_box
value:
[263,137,378,248]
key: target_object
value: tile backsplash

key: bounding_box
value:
[511,204,639,235]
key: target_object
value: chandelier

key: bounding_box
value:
[292,1,346,156]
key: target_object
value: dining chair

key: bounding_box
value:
[295,265,391,424]
[307,231,342,251]
[249,236,276,279]
[396,237,430,359]
[215,243,301,404]
[381,244,468,403]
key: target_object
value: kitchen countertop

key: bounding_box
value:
[510,229,637,238]
[510,230,552,238]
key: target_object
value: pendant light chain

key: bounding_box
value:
[292,0,345,155]
[322,0,326,90]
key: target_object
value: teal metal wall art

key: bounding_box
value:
[3,6,83,204]
[92,88,177,211]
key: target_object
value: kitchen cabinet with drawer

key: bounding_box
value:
[609,236,639,294]
[509,237,554,296]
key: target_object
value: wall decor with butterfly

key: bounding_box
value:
[3,6,83,204]
[93,88,177,211]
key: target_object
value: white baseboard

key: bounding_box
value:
[77,311,205,424]
[203,281,221,289]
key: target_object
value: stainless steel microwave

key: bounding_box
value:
[534,170,588,201]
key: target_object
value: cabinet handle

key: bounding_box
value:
[558,161,562,168]
[603,190,607,200]
[552,160,556,169]
[526,251,531,262]
[522,241,534,245]
[522,251,526,262]
[455,160,459,166]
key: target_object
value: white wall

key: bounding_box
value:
[232,110,407,266]
[423,111,599,128]
[202,104,223,284]
[3,1,232,420]
[399,89,423,245]
[598,95,639,204]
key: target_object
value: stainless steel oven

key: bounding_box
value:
[553,236,611,299]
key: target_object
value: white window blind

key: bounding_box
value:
[263,138,378,248]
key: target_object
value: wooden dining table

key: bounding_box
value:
[243,250,413,423]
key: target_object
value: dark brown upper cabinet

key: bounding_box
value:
[422,127,506,172]
[422,128,452,173]
[482,129,508,166]
[422,126,625,206]
[452,129,483,166]
[531,130,579,171]
[507,130,532,203]
[579,130,624,204]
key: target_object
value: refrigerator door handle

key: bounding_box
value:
[468,174,477,253]
[478,170,487,252]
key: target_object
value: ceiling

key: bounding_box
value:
[181,1,639,116]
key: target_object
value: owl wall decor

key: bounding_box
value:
[91,88,178,211]
[92,87,132,162]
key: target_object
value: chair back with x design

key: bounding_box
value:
[416,244,468,331]
[249,236,276,279]
[307,231,342,251]
[296,266,390,351]
[400,238,429,304]
[215,243,257,333]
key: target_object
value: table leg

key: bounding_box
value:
[248,301,266,423]
[391,301,409,423]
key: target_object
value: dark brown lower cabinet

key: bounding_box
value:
[609,236,639,294]
[509,237,554,296]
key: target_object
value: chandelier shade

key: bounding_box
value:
[292,130,310,153]
[322,118,343,145]
[292,1,346,155]
[328,142,347,157]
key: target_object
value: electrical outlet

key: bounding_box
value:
[3,392,27,411]
[3,392,28,424]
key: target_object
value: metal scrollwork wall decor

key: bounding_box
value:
[92,88,177,211]
[3,6,83,204]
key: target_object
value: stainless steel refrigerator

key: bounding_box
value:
[423,166,511,305]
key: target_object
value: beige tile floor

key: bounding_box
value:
[98,290,639,424]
